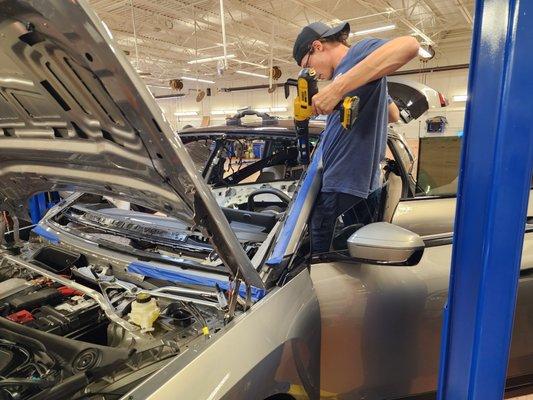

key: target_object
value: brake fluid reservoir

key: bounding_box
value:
[129,293,160,332]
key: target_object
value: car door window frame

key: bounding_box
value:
[387,136,416,198]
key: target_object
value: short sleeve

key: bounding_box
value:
[351,38,388,60]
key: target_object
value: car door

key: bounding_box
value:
[272,130,533,397]
[310,225,533,399]
[310,134,533,398]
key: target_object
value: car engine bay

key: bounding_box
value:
[0,193,279,399]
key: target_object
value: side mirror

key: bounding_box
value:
[347,222,424,266]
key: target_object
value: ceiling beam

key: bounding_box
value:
[354,0,435,45]
[455,0,474,26]
[288,0,342,23]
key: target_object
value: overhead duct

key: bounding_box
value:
[220,83,285,93]
[219,64,470,93]
[390,63,469,76]
[154,93,186,99]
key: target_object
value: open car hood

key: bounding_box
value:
[388,76,445,123]
[0,0,264,289]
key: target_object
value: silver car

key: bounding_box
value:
[0,1,532,400]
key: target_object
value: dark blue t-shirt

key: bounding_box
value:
[321,38,388,198]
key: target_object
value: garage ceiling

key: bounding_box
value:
[88,0,474,88]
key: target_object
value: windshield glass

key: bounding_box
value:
[184,139,215,174]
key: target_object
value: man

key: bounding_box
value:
[292,22,419,254]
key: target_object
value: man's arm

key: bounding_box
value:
[388,101,400,123]
[312,36,420,115]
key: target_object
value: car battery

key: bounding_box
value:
[8,287,62,311]
[30,296,101,336]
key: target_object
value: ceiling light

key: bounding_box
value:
[147,84,172,89]
[181,76,215,84]
[233,59,268,68]
[211,110,235,115]
[350,24,396,36]
[271,107,288,112]
[418,45,435,60]
[175,111,199,116]
[188,54,235,64]
[453,95,468,102]
[236,70,269,79]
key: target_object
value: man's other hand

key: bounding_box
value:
[312,80,343,115]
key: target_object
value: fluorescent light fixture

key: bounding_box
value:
[188,54,235,64]
[211,110,235,115]
[181,76,215,84]
[233,59,268,68]
[271,107,288,112]
[453,95,468,102]
[255,108,271,113]
[147,84,171,89]
[174,111,199,116]
[236,70,269,79]
[351,24,396,36]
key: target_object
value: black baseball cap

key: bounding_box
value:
[293,21,351,66]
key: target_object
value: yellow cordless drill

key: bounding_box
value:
[285,68,359,164]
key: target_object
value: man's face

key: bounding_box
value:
[300,40,334,80]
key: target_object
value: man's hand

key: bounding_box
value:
[312,80,343,115]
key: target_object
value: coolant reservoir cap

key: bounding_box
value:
[136,293,152,303]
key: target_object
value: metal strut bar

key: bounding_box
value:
[2,254,147,340]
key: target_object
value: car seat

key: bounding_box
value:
[256,165,286,183]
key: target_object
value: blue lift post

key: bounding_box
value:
[437,0,533,399]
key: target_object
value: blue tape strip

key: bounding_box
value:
[128,261,266,302]
[266,144,322,267]
[32,224,60,244]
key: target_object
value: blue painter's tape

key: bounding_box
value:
[128,261,266,302]
[266,144,322,267]
[32,224,60,244]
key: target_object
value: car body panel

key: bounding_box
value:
[394,197,456,236]
[311,231,533,398]
[388,75,445,120]
[124,268,321,400]
[394,193,533,237]
[211,181,300,208]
